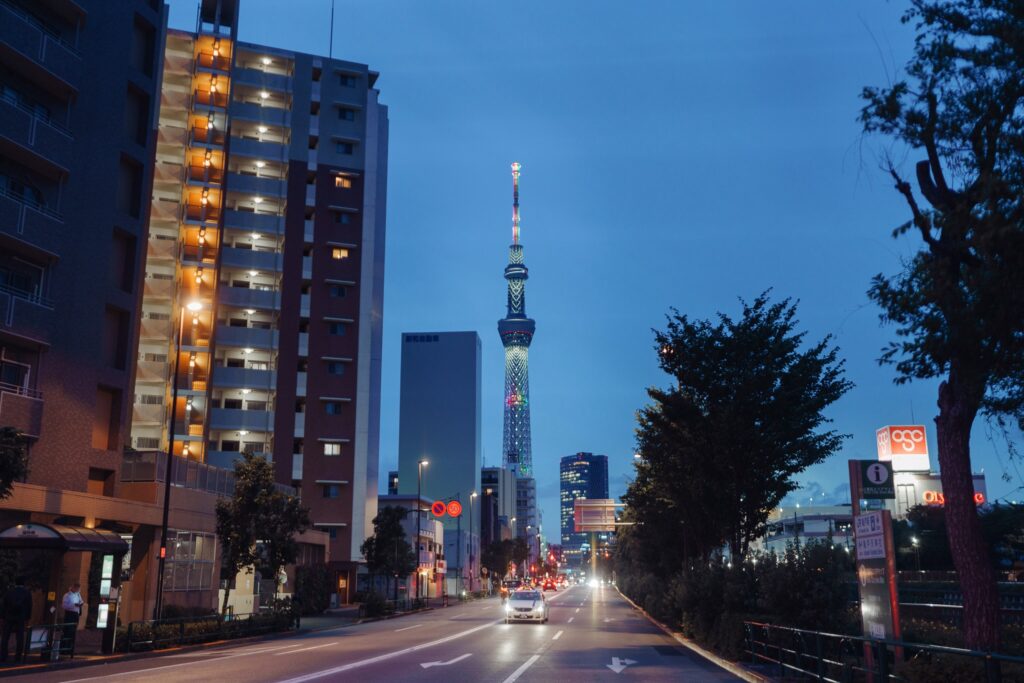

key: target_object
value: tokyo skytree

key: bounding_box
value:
[499,162,535,477]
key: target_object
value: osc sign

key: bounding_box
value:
[876,425,930,472]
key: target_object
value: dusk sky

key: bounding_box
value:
[168,0,1023,537]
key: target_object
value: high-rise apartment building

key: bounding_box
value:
[397,332,481,593]
[130,0,387,601]
[559,452,609,568]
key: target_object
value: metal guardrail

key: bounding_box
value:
[743,620,1024,683]
[125,611,293,651]
[0,380,42,400]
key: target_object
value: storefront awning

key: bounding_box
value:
[0,523,129,553]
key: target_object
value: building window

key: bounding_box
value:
[337,109,355,122]
[221,440,240,452]
[328,527,338,539]
[334,176,352,188]
[223,398,243,409]
[336,142,354,155]
[329,285,346,298]
[163,530,216,591]
[327,362,346,376]
[324,443,341,456]
[334,212,350,224]
[325,401,343,415]
[322,484,340,499]
[338,74,357,87]
[328,322,346,336]
[331,248,349,260]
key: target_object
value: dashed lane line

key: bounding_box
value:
[501,654,541,683]
[552,630,564,641]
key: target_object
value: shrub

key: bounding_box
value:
[295,564,331,615]
[361,591,391,618]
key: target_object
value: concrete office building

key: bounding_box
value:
[374,495,444,599]
[397,331,481,594]
[129,0,387,604]
[481,466,515,548]
[0,0,184,624]
[559,452,608,568]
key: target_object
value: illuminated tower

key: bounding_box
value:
[499,162,536,476]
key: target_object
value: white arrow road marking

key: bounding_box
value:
[421,653,472,669]
[607,657,638,674]
[395,623,423,632]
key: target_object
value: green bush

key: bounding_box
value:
[295,564,330,615]
[361,591,391,617]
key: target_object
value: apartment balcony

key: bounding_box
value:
[220,246,282,272]
[225,172,286,197]
[0,382,42,438]
[230,100,290,127]
[209,407,274,432]
[0,191,64,255]
[211,365,276,390]
[142,277,173,299]
[223,209,284,234]
[0,2,81,94]
[193,89,229,109]
[196,51,231,72]
[0,95,72,172]
[122,451,238,497]
[135,360,169,384]
[183,203,221,224]
[186,164,225,185]
[190,126,226,147]
[158,125,188,148]
[217,285,280,311]
[132,402,165,424]
[214,324,278,350]
[181,243,218,267]
[233,66,292,93]
[153,162,184,186]
[139,317,172,340]
[0,294,51,345]
[228,136,285,161]
[147,237,177,260]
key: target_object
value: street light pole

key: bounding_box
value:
[469,491,477,593]
[154,301,201,621]
[416,459,428,602]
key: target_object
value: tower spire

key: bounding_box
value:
[512,161,521,245]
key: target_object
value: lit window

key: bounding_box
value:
[331,248,349,260]
[324,443,341,456]
[334,176,352,189]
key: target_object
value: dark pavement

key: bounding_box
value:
[12,585,742,682]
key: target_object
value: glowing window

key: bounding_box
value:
[331,248,349,260]
[334,176,352,189]
[323,443,341,456]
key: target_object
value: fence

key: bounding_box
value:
[124,611,293,652]
[743,620,1024,682]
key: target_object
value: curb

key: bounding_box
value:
[616,587,770,683]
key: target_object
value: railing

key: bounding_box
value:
[0,91,72,137]
[121,450,295,497]
[743,620,1024,682]
[0,184,62,221]
[0,281,53,309]
[0,0,79,53]
[190,126,226,146]
[124,611,293,652]
[187,165,224,184]
[196,51,232,71]
[0,380,42,400]
[194,89,229,108]
[184,203,221,222]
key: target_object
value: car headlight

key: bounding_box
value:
[505,604,513,613]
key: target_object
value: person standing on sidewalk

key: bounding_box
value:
[60,583,83,658]
[0,577,32,663]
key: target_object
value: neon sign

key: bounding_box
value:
[922,491,985,506]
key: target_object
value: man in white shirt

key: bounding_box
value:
[60,583,83,658]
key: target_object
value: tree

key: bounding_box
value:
[216,452,310,614]
[360,506,416,601]
[859,0,1024,650]
[511,537,529,575]
[481,540,514,582]
[0,427,29,499]
[625,294,851,563]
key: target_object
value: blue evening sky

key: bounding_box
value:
[167,0,1023,538]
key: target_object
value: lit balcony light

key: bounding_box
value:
[243,348,254,354]
[245,309,256,315]
[198,236,205,245]
[251,232,261,240]
[241,388,252,394]
[239,430,250,436]
[252,196,263,204]
[261,57,271,66]
[186,300,203,313]
[260,91,270,100]
[248,270,260,277]
[191,316,200,326]
[258,125,268,134]
[255,161,266,168]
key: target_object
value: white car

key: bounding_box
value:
[504,589,548,624]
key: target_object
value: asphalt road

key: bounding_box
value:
[15,585,741,682]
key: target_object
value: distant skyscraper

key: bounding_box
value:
[560,453,609,567]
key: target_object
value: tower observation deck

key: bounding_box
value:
[499,162,535,477]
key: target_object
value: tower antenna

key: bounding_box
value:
[512,161,521,245]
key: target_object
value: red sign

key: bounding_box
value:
[447,500,463,517]
[876,425,930,471]
[431,501,447,516]
[923,490,985,506]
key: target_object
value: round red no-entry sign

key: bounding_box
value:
[447,500,463,517]
[431,501,447,516]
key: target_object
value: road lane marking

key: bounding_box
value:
[61,643,300,682]
[552,630,564,641]
[568,617,574,623]
[274,620,500,682]
[274,641,339,655]
[607,657,638,673]
[421,653,472,668]
[395,623,423,632]
[575,608,580,613]
[501,654,540,683]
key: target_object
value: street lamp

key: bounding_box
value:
[416,459,428,602]
[154,300,202,621]
[469,491,477,593]
[912,536,921,571]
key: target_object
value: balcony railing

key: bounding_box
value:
[193,89,229,109]
[181,243,217,265]
[0,281,53,309]
[0,184,61,221]
[0,90,72,137]
[122,450,236,497]
[183,203,221,222]
[196,51,231,72]
[186,165,224,184]
[0,381,41,400]
[190,126,226,146]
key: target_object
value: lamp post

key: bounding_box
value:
[469,491,477,593]
[416,459,428,602]
[510,517,516,578]
[154,300,201,621]
[912,536,921,572]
